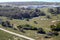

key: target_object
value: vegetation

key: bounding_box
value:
[48,7,60,15]
[50,21,60,31]
[0,30,27,40]
[46,15,51,19]
[17,24,38,31]
[0,6,46,19]
[0,5,60,40]
[1,21,13,28]
[37,28,46,34]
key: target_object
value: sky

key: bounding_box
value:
[0,0,60,2]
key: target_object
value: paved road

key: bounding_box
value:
[0,28,35,40]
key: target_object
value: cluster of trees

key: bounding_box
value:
[0,7,46,19]
[0,5,60,19]
[48,7,60,15]
[0,5,60,20]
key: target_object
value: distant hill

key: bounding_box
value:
[0,2,60,6]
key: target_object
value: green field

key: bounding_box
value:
[0,30,27,40]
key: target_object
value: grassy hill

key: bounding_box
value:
[0,5,60,40]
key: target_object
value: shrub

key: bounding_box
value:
[25,18,29,21]
[37,28,46,34]
[47,31,59,36]
[1,21,12,28]
[50,22,60,31]
[34,21,38,24]
[46,15,51,19]
[44,36,51,38]
[17,24,38,31]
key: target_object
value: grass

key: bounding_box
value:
[0,30,14,40]
[0,14,60,40]
[0,30,27,40]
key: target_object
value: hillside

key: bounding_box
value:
[0,2,60,6]
[0,2,60,40]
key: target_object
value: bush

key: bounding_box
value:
[50,22,60,31]
[30,27,38,30]
[46,15,51,19]
[44,36,51,38]
[47,31,59,36]
[17,25,22,30]
[1,21,12,28]
[25,18,29,21]
[37,28,46,34]
[17,25,25,33]
[34,21,38,24]
[17,24,38,31]
[13,28,17,30]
